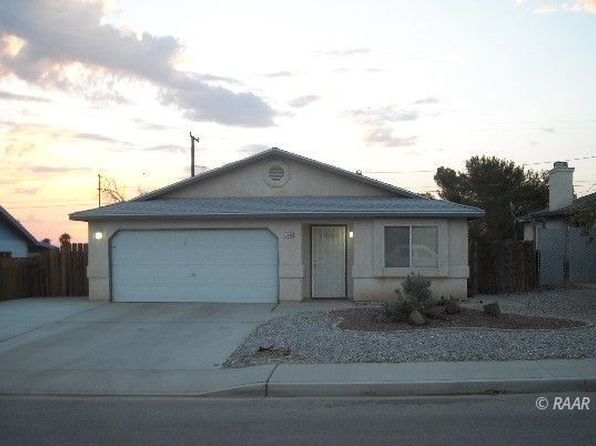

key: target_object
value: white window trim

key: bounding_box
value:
[384,225,439,269]
[373,219,449,278]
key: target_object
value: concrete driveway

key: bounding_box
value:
[0,298,277,395]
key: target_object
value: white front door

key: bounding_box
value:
[311,225,346,298]
[111,229,278,303]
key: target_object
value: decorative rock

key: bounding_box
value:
[408,309,427,326]
[483,302,501,318]
[445,297,461,314]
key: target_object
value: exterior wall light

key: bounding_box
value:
[349,231,354,238]
[94,231,104,240]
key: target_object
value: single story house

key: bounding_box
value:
[521,161,596,285]
[0,205,53,258]
[70,148,484,303]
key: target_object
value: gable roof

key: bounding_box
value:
[520,191,596,221]
[70,196,484,221]
[133,147,424,201]
[0,205,53,251]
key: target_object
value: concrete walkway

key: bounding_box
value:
[1,298,594,397]
[1,357,594,397]
[259,359,596,397]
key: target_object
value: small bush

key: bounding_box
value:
[401,273,434,312]
[380,273,435,323]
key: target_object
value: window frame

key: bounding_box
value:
[384,225,439,269]
[373,219,449,278]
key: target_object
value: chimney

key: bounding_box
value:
[548,161,574,211]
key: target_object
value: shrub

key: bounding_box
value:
[380,273,435,322]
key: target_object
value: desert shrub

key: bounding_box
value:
[380,273,435,322]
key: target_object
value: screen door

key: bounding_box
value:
[311,225,346,298]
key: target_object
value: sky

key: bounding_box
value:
[1,0,596,243]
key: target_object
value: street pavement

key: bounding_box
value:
[1,393,595,445]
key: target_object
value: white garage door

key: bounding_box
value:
[111,229,278,303]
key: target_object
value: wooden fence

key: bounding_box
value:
[468,240,537,295]
[0,243,88,301]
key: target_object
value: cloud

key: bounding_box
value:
[143,144,186,153]
[0,89,50,102]
[346,106,418,148]
[0,0,275,127]
[14,186,38,195]
[263,71,295,78]
[1,121,134,157]
[413,97,440,105]
[364,127,418,147]
[533,4,560,14]
[348,107,419,123]
[319,48,371,56]
[133,119,172,131]
[527,1,596,14]
[239,144,269,154]
[26,165,91,173]
[288,95,320,108]
[74,132,133,146]
[5,140,35,156]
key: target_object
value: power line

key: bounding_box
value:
[363,170,435,174]
[361,154,596,174]
[522,154,596,166]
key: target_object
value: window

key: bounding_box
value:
[384,227,409,267]
[384,226,438,268]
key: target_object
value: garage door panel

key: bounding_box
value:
[111,229,278,303]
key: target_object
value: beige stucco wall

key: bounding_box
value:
[160,157,394,198]
[87,217,470,302]
[351,218,469,300]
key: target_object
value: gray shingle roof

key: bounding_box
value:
[520,191,596,221]
[70,197,484,221]
[0,205,54,251]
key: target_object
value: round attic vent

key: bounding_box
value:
[263,161,290,187]
[268,165,286,182]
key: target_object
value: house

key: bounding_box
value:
[0,205,53,258]
[70,148,484,303]
[521,161,596,285]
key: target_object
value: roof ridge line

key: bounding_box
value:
[129,147,425,202]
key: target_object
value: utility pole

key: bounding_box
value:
[190,132,199,177]
[97,174,102,207]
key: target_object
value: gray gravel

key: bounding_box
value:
[224,287,596,368]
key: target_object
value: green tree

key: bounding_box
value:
[434,156,548,240]
[59,233,71,247]
[571,193,596,242]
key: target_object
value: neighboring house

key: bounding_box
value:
[70,148,484,303]
[521,161,596,285]
[0,205,53,258]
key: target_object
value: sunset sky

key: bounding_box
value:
[1,0,596,243]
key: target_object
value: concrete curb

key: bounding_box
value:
[266,378,596,398]
[1,360,594,398]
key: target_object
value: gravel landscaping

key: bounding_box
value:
[333,307,585,331]
[223,287,596,368]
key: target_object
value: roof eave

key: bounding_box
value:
[70,211,484,222]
